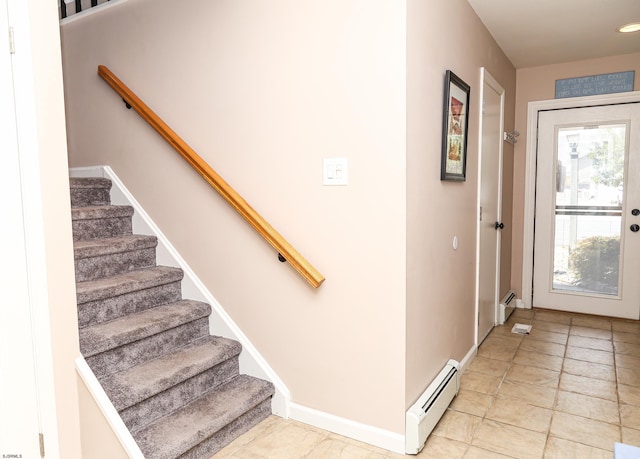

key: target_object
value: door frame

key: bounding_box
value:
[475,68,505,345]
[522,91,640,307]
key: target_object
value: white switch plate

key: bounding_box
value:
[323,158,348,186]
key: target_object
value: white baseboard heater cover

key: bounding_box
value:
[405,359,459,454]
[498,290,517,325]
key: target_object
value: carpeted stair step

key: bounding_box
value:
[74,235,158,282]
[76,266,184,328]
[101,336,243,432]
[80,300,212,377]
[70,177,112,207]
[133,374,275,459]
[72,205,134,241]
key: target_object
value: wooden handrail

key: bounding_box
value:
[97,65,325,288]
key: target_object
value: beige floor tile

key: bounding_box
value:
[419,435,468,458]
[531,320,570,335]
[612,320,640,334]
[622,427,640,446]
[325,432,389,455]
[477,337,520,362]
[431,409,482,443]
[497,380,557,409]
[464,445,517,458]
[513,348,563,372]
[232,422,326,458]
[567,334,613,351]
[519,338,565,358]
[554,390,620,424]
[571,316,612,330]
[526,329,568,344]
[512,308,535,320]
[450,389,494,417]
[506,363,560,388]
[562,358,615,382]
[459,370,503,395]
[467,356,511,377]
[570,326,612,340]
[565,346,614,366]
[616,353,640,370]
[614,341,640,357]
[471,419,547,459]
[620,404,640,430]
[485,396,552,433]
[305,438,385,459]
[614,331,640,345]
[619,384,640,407]
[543,437,612,459]
[559,372,618,401]
[617,366,640,388]
[534,310,572,325]
[549,411,620,451]
[490,324,521,338]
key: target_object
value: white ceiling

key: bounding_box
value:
[466,0,640,68]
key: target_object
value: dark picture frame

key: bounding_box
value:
[441,70,470,181]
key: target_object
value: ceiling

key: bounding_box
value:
[466,0,640,69]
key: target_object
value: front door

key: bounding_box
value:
[533,103,640,319]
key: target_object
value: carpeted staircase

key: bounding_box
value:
[70,177,274,458]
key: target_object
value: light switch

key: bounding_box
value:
[323,158,348,186]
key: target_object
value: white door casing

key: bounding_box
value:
[476,68,505,344]
[522,91,640,310]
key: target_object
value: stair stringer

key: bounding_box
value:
[70,166,290,419]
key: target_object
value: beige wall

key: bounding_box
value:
[61,0,516,436]
[405,0,516,406]
[63,0,408,434]
[77,376,129,458]
[511,52,640,297]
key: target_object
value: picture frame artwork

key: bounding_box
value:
[441,70,470,181]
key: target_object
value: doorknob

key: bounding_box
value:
[631,224,640,233]
[495,222,504,230]
[632,209,640,216]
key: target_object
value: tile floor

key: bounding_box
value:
[214,308,640,458]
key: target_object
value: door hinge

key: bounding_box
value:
[8,27,15,54]
[39,433,45,457]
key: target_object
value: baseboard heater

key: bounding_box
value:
[405,359,459,454]
[498,289,517,325]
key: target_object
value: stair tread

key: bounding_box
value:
[74,234,158,259]
[69,177,112,189]
[71,205,134,220]
[134,374,274,459]
[79,299,211,357]
[76,266,183,304]
[101,335,243,410]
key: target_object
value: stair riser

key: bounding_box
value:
[86,318,211,378]
[70,188,111,207]
[75,248,157,282]
[78,282,182,328]
[122,357,239,433]
[177,398,272,459]
[73,217,132,242]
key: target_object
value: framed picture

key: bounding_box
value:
[441,70,470,181]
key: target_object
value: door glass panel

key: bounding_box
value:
[553,124,626,295]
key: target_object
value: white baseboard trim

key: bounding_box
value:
[516,298,528,309]
[288,403,405,454]
[75,357,144,458]
[459,344,477,375]
[69,166,291,416]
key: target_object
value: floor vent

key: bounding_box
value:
[498,289,517,324]
[405,359,459,454]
